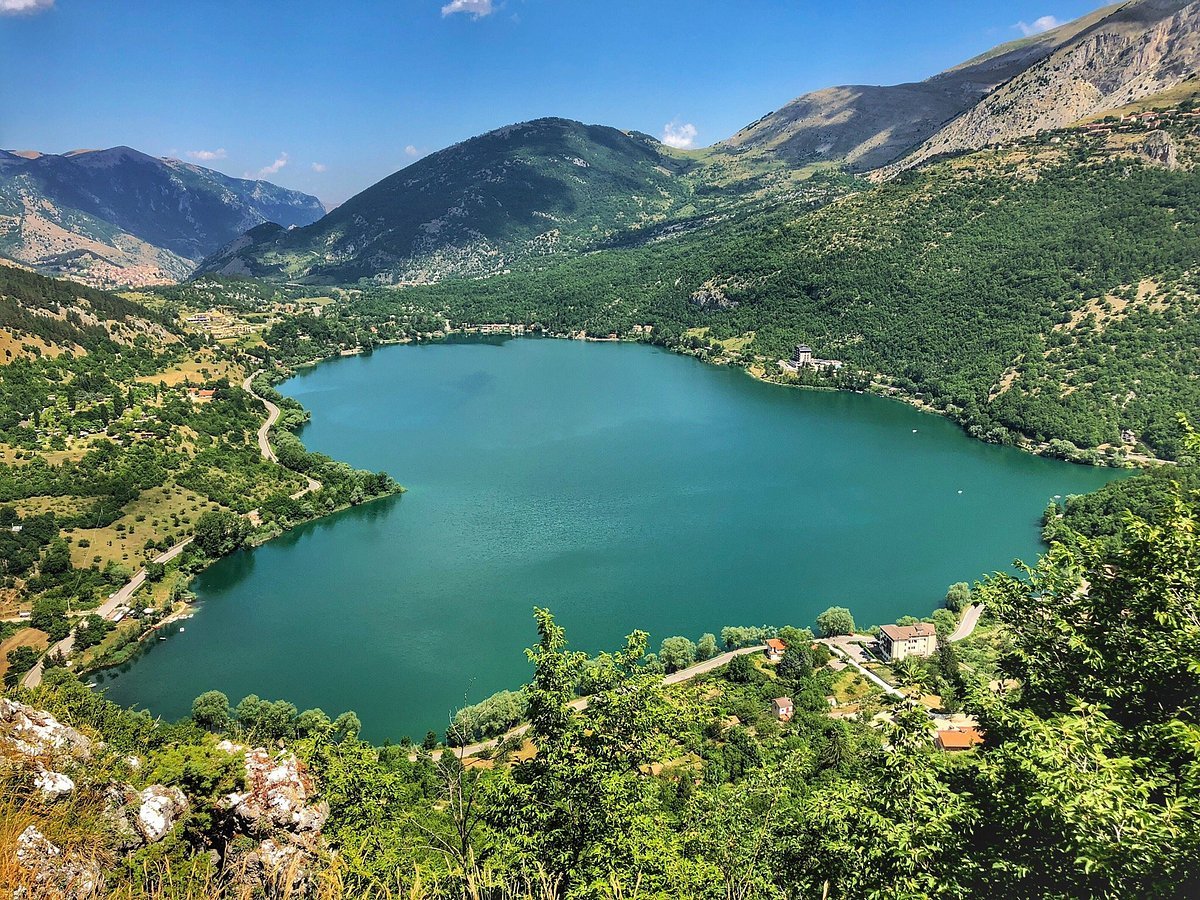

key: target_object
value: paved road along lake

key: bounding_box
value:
[99,338,1126,740]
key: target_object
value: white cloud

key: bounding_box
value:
[186,148,226,162]
[660,121,698,150]
[441,0,492,19]
[256,152,289,178]
[311,162,327,173]
[405,145,421,157]
[1014,15,1062,37]
[0,0,54,15]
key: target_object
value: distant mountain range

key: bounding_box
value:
[0,147,324,288]
[8,0,1197,290]
[198,0,1200,286]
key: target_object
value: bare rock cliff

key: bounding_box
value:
[887,0,1200,174]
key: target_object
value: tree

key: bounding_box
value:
[39,539,72,576]
[659,635,697,673]
[816,606,855,637]
[945,581,973,612]
[726,652,756,683]
[422,730,439,750]
[777,645,812,682]
[145,560,166,582]
[192,509,250,558]
[488,609,669,891]
[4,646,38,686]
[695,632,719,661]
[191,690,231,731]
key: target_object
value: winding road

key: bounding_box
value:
[21,538,194,689]
[242,372,321,498]
[948,603,985,642]
[20,371,322,691]
[421,644,770,761]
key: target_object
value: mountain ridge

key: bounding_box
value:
[197,0,1199,286]
[0,148,325,288]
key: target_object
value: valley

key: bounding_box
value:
[2,1,1200,898]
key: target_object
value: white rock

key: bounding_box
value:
[135,785,189,843]
[34,767,76,799]
[16,824,61,863]
[0,699,92,761]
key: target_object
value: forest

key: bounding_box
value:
[6,451,1199,898]
[351,125,1200,460]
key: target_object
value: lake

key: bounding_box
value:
[98,338,1125,740]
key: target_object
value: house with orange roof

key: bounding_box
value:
[935,727,984,752]
[764,638,787,662]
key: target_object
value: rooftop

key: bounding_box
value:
[880,623,936,642]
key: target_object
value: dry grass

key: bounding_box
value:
[0,327,74,363]
[0,627,49,679]
[67,485,220,570]
[136,351,243,388]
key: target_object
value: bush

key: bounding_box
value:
[816,606,855,637]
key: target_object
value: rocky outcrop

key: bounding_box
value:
[1,699,92,802]
[1136,129,1180,167]
[13,825,102,900]
[715,4,1116,170]
[887,0,1200,174]
[135,785,190,843]
[218,742,330,892]
[0,699,92,762]
[102,783,191,847]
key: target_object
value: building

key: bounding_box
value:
[878,623,937,662]
[935,727,984,752]
[771,698,794,722]
[779,343,844,374]
[764,638,787,662]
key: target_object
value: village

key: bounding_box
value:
[430,595,992,773]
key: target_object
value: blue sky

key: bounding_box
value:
[1,0,1106,206]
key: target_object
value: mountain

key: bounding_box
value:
[714,4,1120,171]
[0,262,180,362]
[887,0,1200,173]
[0,147,325,288]
[199,1,1199,288]
[197,118,700,284]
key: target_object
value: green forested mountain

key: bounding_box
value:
[340,116,1200,460]
[198,118,715,284]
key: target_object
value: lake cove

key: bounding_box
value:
[99,338,1127,740]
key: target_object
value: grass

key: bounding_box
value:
[830,669,876,705]
[135,350,241,387]
[66,485,222,570]
[0,627,48,679]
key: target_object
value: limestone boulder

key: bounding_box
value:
[13,825,102,899]
[0,699,91,762]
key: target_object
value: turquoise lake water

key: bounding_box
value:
[98,338,1125,740]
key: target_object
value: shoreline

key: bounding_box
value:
[74,337,1111,741]
[61,368,404,683]
[324,326,1163,470]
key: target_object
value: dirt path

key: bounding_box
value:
[242,372,321,498]
[420,645,769,762]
